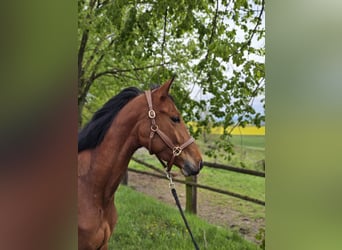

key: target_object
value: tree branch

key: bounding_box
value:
[202,0,219,63]
[78,0,98,89]
[83,37,108,74]
[228,77,265,134]
[194,0,220,86]
[161,7,168,64]
[244,0,265,50]
[78,30,89,89]
[208,0,219,49]
[92,62,171,80]
[84,38,115,79]
[231,0,265,57]
[199,0,220,87]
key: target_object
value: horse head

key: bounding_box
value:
[137,77,203,176]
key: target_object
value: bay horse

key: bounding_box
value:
[78,77,203,250]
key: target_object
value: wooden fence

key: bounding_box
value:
[123,157,265,214]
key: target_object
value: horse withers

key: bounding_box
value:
[78,78,203,250]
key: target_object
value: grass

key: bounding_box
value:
[229,135,265,150]
[198,167,265,220]
[110,185,261,250]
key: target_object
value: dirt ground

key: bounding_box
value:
[126,171,265,244]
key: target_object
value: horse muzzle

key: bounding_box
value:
[182,160,203,176]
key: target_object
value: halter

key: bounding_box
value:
[145,90,195,173]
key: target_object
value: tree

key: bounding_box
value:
[78,0,265,159]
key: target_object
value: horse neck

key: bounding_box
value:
[92,103,142,202]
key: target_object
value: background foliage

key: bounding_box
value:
[78,0,265,160]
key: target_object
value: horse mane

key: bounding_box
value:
[78,87,143,152]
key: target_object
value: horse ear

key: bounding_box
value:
[158,75,176,96]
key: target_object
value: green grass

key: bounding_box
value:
[229,135,265,149]
[110,185,261,250]
[198,167,265,220]
[199,167,264,201]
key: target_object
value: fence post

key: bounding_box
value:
[185,175,197,214]
[121,170,128,185]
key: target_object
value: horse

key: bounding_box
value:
[78,77,203,250]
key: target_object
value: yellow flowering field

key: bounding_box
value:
[188,122,265,135]
[211,125,265,135]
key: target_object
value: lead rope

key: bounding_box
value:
[166,172,200,250]
[145,90,199,249]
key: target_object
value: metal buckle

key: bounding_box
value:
[173,146,182,156]
[151,124,158,132]
[166,171,175,189]
[148,110,156,119]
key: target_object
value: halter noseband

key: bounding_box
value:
[145,90,195,172]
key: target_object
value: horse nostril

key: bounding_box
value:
[199,160,203,170]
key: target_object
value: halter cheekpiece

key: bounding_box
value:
[145,90,195,172]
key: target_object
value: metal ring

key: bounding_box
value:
[173,146,182,156]
[148,110,156,119]
[151,124,158,132]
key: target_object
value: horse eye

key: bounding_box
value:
[170,116,180,123]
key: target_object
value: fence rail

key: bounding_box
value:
[203,161,265,177]
[127,157,265,213]
[128,168,265,206]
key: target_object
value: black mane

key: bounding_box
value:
[78,87,143,152]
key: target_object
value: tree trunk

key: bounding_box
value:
[78,78,93,129]
[78,86,86,129]
[78,103,83,129]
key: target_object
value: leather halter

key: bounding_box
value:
[145,90,195,172]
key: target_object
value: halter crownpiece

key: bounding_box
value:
[145,90,195,172]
